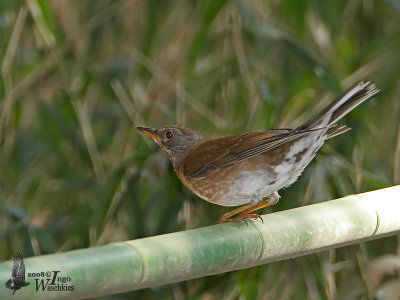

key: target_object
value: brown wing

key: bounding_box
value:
[182,128,321,178]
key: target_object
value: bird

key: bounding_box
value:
[137,81,379,224]
[5,253,30,294]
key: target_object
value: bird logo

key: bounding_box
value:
[5,253,30,295]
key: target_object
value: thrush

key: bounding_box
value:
[137,81,378,224]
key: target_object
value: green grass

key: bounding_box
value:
[1,0,400,298]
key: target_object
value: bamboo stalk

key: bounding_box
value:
[1,186,399,299]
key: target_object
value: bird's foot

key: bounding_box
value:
[216,216,236,224]
[216,199,276,224]
[241,213,264,223]
[216,213,264,224]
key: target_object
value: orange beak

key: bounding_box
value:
[137,127,160,140]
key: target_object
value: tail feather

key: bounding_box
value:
[326,125,351,139]
[5,279,12,288]
[298,82,379,130]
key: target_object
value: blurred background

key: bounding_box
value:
[1,0,400,299]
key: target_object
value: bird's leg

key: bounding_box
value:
[216,192,280,224]
[216,203,255,224]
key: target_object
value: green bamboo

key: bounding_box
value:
[1,186,399,299]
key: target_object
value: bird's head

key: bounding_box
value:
[137,125,206,168]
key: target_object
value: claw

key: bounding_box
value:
[216,199,273,224]
[241,213,263,223]
[216,213,264,224]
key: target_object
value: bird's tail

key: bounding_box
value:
[5,279,12,288]
[297,82,379,134]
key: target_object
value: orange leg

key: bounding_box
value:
[216,192,280,224]
[216,203,255,224]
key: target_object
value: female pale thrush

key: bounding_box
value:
[138,82,378,223]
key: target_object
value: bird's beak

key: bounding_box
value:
[136,127,160,140]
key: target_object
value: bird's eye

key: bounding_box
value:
[164,130,174,140]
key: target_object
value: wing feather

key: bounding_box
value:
[183,128,324,178]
